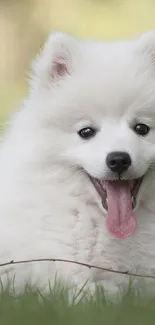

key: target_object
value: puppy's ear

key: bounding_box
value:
[137,30,155,65]
[30,32,80,90]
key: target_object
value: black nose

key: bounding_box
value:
[106,151,131,174]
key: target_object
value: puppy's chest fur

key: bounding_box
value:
[0,177,154,290]
[69,198,155,279]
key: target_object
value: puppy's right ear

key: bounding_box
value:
[30,32,80,91]
[137,30,155,67]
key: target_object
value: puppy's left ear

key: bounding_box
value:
[30,31,81,90]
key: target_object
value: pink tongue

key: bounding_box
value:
[105,181,137,239]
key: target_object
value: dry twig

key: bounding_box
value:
[0,258,154,280]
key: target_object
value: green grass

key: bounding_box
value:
[0,283,155,325]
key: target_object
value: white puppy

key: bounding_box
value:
[0,30,155,295]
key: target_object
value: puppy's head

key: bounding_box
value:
[30,30,155,238]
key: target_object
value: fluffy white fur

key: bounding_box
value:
[1,30,155,295]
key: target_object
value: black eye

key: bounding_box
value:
[134,123,150,136]
[78,127,96,139]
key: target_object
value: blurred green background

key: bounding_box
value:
[1,0,155,122]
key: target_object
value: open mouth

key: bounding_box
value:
[89,176,143,239]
